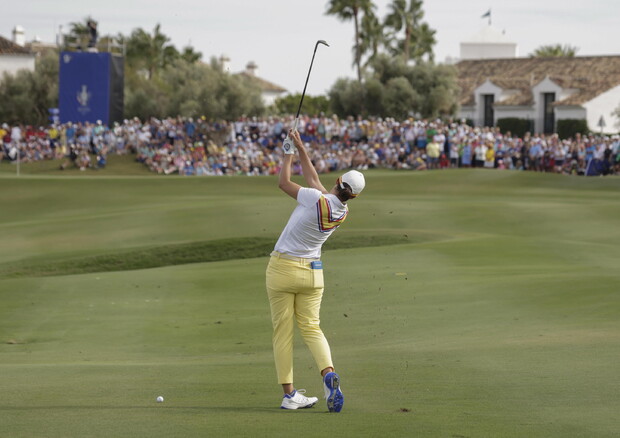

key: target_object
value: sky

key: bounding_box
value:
[2,0,619,96]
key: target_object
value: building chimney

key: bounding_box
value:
[246,61,258,76]
[219,54,231,73]
[12,25,25,46]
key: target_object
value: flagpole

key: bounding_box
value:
[481,9,492,26]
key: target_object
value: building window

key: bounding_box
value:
[483,94,494,127]
[543,92,556,134]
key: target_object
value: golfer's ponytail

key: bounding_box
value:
[335,183,354,203]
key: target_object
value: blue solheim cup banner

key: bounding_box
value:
[58,52,124,125]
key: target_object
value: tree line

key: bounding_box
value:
[0,1,587,126]
[0,20,264,126]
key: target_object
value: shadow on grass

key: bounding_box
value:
[0,233,438,279]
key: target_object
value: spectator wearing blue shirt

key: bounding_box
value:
[529,141,542,171]
[65,123,76,145]
[185,118,196,139]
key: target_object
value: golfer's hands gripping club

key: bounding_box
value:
[283,129,303,155]
[282,132,296,155]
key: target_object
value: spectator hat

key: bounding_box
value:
[338,170,365,197]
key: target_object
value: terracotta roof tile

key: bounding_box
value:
[0,35,32,55]
[456,56,620,107]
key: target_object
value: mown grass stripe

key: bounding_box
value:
[0,234,417,278]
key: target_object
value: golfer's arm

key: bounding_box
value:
[279,154,301,199]
[296,142,328,193]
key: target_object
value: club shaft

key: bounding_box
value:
[296,43,320,120]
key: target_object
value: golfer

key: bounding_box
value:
[266,129,365,412]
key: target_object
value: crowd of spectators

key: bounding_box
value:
[0,120,121,171]
[1,115,619,177]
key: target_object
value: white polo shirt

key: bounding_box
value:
[274,188,348,259]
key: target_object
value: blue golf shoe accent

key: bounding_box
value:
[323,372,344,413]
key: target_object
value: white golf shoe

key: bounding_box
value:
[280,389,318,410]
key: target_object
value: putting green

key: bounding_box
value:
[1,168,619,437]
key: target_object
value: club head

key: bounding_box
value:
[317,40,330,47]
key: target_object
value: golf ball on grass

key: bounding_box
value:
[156,396,164,403]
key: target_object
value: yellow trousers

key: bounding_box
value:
[266,253,333,384]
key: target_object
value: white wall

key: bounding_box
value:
[458,105,475,122]
[262,91,285,107]
[460,42,517,60]
[495,106,535,120]
[0,54,35,76]
[583,84,620,132]
[555,106,587,121]
[493,106,535,134]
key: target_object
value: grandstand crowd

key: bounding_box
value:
[1,116,619,176]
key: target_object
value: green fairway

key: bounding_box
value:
[1,169,619,437]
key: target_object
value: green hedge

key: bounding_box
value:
[557,119,589,140]
[497,118,534,138]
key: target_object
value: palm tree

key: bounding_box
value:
[125,24,179,80]
[326,0,375,82]
[414,22,436,62]
[180,46,202,64]
[384,0,435,62]
[530,44,579,58]
[64,17,96,50]
[358,10,385,70]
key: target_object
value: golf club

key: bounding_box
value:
[293,39,329,130]
[283,40,329,154]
